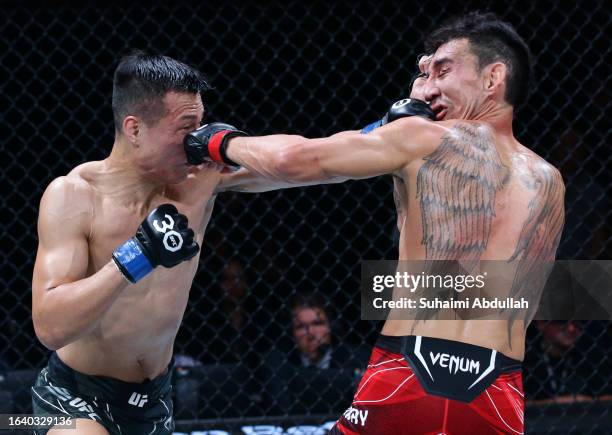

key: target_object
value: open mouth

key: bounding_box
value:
[435,108,447,120]
[431,104,447,120]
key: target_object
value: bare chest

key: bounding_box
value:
[88,192,215,269]
[84,189,216,336]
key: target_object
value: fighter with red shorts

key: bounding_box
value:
[332,336,524,435]
[184,12,564,434]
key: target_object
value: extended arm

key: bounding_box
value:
[187,99,435,191]
[224,116,437,183]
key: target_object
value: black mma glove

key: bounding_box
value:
[361,98,435,134]
[183,122,247,167]
[112,204,200,283]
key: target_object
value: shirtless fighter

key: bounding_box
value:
[30,51,320,434]
[184,12,565,434]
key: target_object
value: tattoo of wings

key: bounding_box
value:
[417,123,510,261]
[508,166,565,324]
[413,124,509,322]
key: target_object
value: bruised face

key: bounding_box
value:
[135,91,204,184]
[420,38,487,121]
[292,307,331,359]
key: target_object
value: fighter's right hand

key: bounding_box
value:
[184,122,248,168]
[361,98,435,134]
[112,204,200,283]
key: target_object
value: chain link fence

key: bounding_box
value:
[1,0,611,433]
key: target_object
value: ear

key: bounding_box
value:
[483,62,507,99]
[122,116,140,146]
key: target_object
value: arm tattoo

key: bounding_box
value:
[510,168,565,262]
[507,166,565,327]
[393,175,407,231]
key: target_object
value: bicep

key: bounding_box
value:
[32,180,91,300]
[303,118,432,180]
[33,231,90,293]
[313,132,406,179]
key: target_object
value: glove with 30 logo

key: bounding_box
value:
[112,204,200,283]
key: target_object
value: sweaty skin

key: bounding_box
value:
[224,39,565,361]
[32,92,318,383]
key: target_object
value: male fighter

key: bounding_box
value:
[30,51,331,434]
[185,12,565,434]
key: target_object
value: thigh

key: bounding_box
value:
[107,391,174,435]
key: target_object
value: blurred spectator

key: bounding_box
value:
[524,321,596,403]
[279,292,367,370]
[292,293,333,368]
[261,292,369,414]
[220,260,250,331]
[552,128,611,260]
[177,259,259,365]
[206,259,258,364]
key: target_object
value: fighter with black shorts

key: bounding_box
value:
[31,51,334,434]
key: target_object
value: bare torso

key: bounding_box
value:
[57,161,220,381]
[382,120,564,360]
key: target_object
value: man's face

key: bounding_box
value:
[137,91,204,184]
[420,38,485,121]
[292,307,331,357]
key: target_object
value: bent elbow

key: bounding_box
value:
[35,330,63,351]
[33,315,65,350]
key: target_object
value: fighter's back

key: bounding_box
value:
[383,119,565,360]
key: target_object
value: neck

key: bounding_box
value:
[102,137,165,204]
[471,101,514,137]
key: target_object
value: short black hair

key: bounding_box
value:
[424,12,532,106]
[290,292,328,317]
[112,50,209,132]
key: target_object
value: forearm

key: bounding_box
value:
[226,135,331,183]
[218,131,361,192]
[33,261,129,350]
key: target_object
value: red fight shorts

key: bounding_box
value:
[331,335,524,435]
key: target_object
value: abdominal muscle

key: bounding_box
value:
[56,261,198,382]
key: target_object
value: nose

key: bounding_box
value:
[422,79,441,104]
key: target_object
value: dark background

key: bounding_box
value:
[1,0,610,433]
